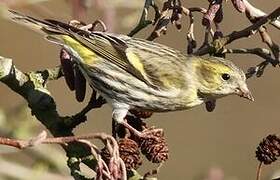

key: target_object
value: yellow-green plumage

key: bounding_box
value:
[61,35,98,65]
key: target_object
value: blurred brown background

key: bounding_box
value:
[0,0,279,179]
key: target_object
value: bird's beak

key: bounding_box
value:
[235,85,254,101]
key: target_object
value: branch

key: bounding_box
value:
[0,130,113,149]
[223,48,277,64]
[181,7,207,54]
[146,0,175,41]
[194,6,280,55]
[240,1,280,63]
[127,0,160,37]
[242,0,280,30]
[145,2,214,41]
[218,7,280,48]
[63,92,106,130]
[186,10,196,54]
[223,48,279,78]
[258,27,279,62]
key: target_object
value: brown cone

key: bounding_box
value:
[101,138,142,170]
[139,127,169,163]
[256,134,280,164]
[119,138,142,170]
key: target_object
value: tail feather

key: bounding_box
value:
[6,10,94,40]
[5,10,84,45]
[6,10,58,34]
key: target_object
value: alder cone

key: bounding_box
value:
[101,138,142,170]
[118,138,142,170]
[139,128,169,163]
[256,134,280,165]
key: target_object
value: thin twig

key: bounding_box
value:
[194,7,280,55]
[64,92,106,129]
[223,48,277,65]
[196,26,211,53]
[128,0,160,37]
[186,11,196,54]
[181,6,214,54]
[258,27,279,62]
[36,66,63,82]
[146,0,174,41]
[202,0,223,27]
[0,131,113,149]
[256,162,263,180]
[246,61,270,78]
[223,47,278,78]
[242,0,280,30]
[79,19,108,32]
[182,7,207,15]
[221,7,280,47]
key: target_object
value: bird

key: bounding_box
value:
[5,10,254,137]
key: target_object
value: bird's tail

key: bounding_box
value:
[6,10,58,33]
[4,10,69,44]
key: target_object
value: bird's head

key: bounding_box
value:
[193,56,254,101]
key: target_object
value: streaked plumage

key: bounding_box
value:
[6,10,253,128]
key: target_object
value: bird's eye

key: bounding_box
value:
[221,73,230,80]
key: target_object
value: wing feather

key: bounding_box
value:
[68,32,157,87]
[69,31,189,90]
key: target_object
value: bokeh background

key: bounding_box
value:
[0,0,279,179]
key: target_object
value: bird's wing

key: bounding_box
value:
[68,31,157,87]
[70,32,189,90]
